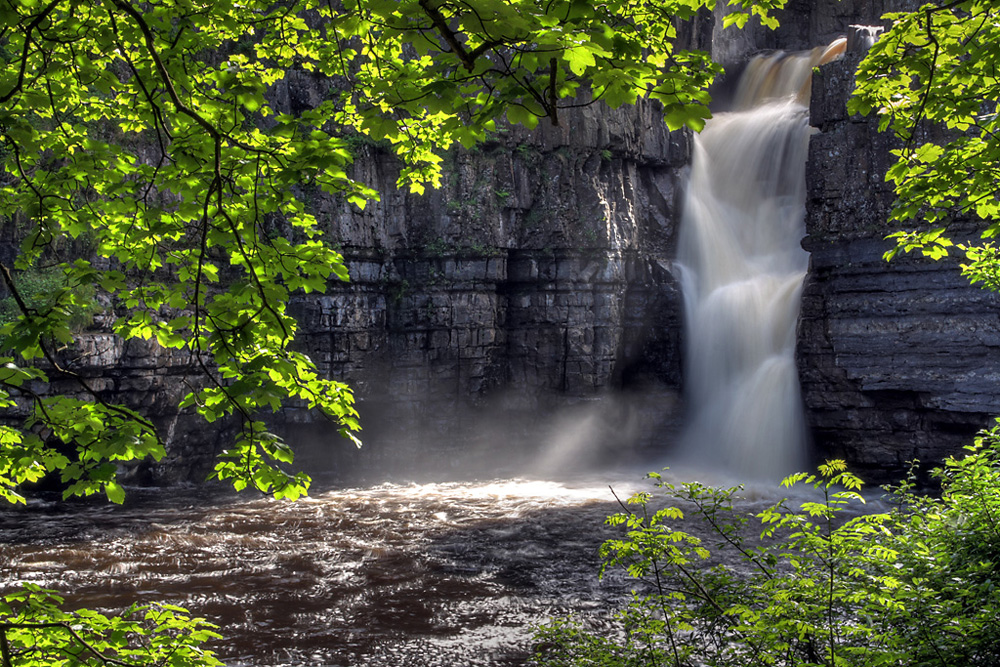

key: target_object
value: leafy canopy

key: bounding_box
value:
[850,1,1000,271]
[0,584,224,667]
[0,0,788,505]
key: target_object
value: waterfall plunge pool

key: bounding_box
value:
[0,470,882,666]
[2,477,649,666]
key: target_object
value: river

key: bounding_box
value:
[1,475,660,666]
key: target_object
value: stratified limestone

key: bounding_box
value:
[800,19,1000,484]
[278,100,689,478]
[12,1,993,486]
[8,97,689,483]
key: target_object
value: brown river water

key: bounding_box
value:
[1,476,664,666]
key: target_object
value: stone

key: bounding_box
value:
[13,0,984,487]
[799,0,1000,484]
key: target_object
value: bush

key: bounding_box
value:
[0,264,99,340]
[532,423,1000,667]
[0,584,222,667]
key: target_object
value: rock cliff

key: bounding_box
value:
[18,94,692,484]
[9,0,998,486]
[280,100,690,479]
[801,5,1000,484]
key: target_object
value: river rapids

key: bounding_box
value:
[1,478,654,666]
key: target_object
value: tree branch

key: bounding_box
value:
[0,627,11,667]
[548,57,559,126]
[0,0,64,104]
[0,621,140,667]
[417,0,476,70]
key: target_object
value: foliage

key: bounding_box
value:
[0,264,98,333]
[0,0,789,505]
[0,584,222,667]
[533,435,1000,667]
[850,1,1000,280]
[881,427,1000,666]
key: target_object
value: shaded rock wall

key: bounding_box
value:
[14,0,995,486]
[2,335,223,485]
[5,41,702,486]
[800,10,1000,484]
[281,101,689,479]
[7,102,690,483]
[280,1,905,480]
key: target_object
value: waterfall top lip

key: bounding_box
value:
[731,36,849,110]
[815,36,848,66]
[744,36,848,66]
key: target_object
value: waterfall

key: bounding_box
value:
[676,39,846,480]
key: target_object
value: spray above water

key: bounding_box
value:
[676,38,846,480]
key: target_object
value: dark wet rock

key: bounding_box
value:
[799,4,1000,484]
[8,0,997,486]
[18,97,691,484]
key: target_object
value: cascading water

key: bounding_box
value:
[676,39,846,480]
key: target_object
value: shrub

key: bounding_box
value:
[532,424,1000,667]
[0,584,222,667]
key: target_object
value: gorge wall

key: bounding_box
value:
[277,0,1000,484]
[280,98,691,479]
[9,0,998,485]
[802,12,1000,484]
[38,89,696,484]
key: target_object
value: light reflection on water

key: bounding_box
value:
[0,477,649,666]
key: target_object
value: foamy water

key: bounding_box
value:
[676,39,846,480]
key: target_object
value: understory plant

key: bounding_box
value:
[0,585,222,667]
[532,423,1000,667]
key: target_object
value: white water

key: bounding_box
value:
[677,40,846,480]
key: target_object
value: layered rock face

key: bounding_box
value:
[281,100,688,479]
[12,0,997,486]
[7,98,690,484]
[0,332,227,485]
[800,8,1000,483]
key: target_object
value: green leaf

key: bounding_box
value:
[105,482,126,505]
